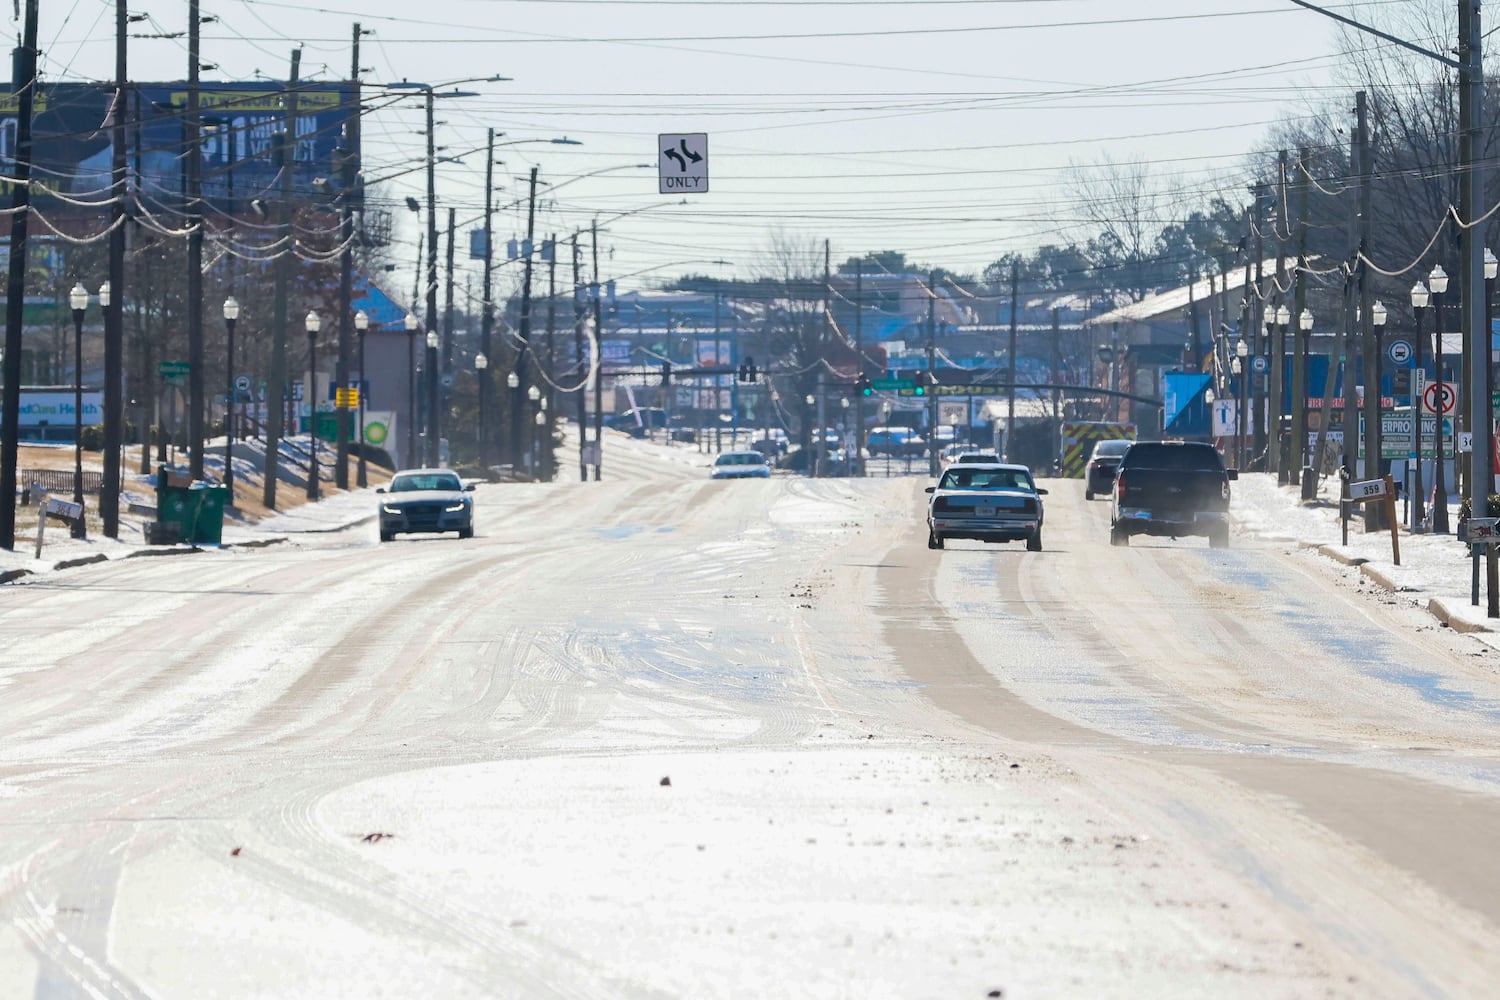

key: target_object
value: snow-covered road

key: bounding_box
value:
[2,440,1500,997]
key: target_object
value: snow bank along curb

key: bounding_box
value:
[1299,541,1493,634]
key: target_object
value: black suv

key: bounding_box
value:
[1109,442,1236,548]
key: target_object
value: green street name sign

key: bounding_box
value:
[159,360,190,386]
[872,378,913,391]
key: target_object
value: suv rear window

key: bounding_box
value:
[1122,443,1223,471]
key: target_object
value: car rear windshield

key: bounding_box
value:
[1122,444,1223,471]
[939,469,1034,491]
[1093,440,1132,457]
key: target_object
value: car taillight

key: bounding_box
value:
[933,497,950,513]
[1116,473,1127,499]
[1021,497,1037,513]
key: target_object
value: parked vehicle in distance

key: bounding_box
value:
[749,431,789,457]
[925,462,1047,551]
[1109,442,1236,548]
[604,408,669,437]
[710,450,773,479]
[376,468,476,542]
[1085,438,1135,499]
[867,426,926,457]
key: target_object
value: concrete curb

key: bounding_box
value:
[1300,538,1493,633]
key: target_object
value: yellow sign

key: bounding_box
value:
[337,387,360,408]
[169,90,343,113]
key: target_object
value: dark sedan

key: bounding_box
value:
[1085,438,1134,500]
[377,469,476,541]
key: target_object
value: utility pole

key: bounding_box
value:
[1186,260,1200,373]
[1271,150,1288,481]
[590,220,604,480]
[511,166,539,471]
[1463,0,1490,547]
[443,206,456,374]
[479,128,496,470]
[185,0,206,480]
[1355,94,1379,529]
[335,23,366,491]
[545,233,558,421]
[1006,258,1019,461]
[1251,188,1266,463]
[1051,306,1061,466]
[263,48,300,510]
[1341,107,1360,482]
[1290,147,1310,490]
[0,0,38,548]
[423,87,440,466]
[854,261,864,476]
[817,238,830,478]
[572,235,587,481]
[1241,215,1254,466]
[102,0,127,537]
[927,270,938,476]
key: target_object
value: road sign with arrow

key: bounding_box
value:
[658,133,708,194]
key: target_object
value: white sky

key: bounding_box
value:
[34,0,1407,304]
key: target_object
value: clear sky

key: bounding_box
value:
[35,0,1415,304]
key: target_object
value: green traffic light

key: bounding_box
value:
[913,385,926,396]
[860,387,873,397]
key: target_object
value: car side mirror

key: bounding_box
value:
[924,486,935,493]
[464,483,477,491]
[1035,487,1048,495]
[1226,470,1239,480]
[375,487,386,494]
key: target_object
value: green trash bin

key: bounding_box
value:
[154,468,227,544]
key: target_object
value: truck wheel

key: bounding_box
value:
[1209,526,1229,549]
[1110,524,1129,547]
[1026,530,1042,552]
[927,529,944,550]
[1085,489,1094,501]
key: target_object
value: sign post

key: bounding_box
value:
[1346,475,1400,565]
[1462,517,1500,618]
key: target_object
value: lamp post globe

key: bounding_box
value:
[67,283,89,538]
[507,371,520,390]
[354,309,370,487]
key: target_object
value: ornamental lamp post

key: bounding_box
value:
[1431,264,1451,533]
[534,383,546,476]
[1412,281,1430,531]
[1275,304,1290,479]
[1235,337,1250,470]
[354,310,369,487]
[223,296,240,497]
[68,283,89,539]
[305,310,321,500]
[1297,308,1314,496]
[425,330,441,466]
[475,352,488,469]
[507,367,520,471]
[404,313,419,468]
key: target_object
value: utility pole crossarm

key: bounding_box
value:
[1285,0,1459,69]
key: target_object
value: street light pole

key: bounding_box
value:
[1235,337,1249,469]
[223,296,239,498]
[526,384,541,475]
[305,311,321,500]
[1412,282,1429,532]
[68,283,89,539]
[1432,265,1451,533]
[475,352,489,465]
[355,309,370,487]
[426,330,441,465]
[404,313,419,467]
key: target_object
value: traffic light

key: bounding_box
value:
[661,361,672,386]
[912,372,928,397]
[855,375,873,397]
[737,356,757,382]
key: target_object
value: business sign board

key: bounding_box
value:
[1364,411,1454,459]
[6,390,105,428]
[0,82,357,233]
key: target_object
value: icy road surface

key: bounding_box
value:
[3,443,1500,997]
